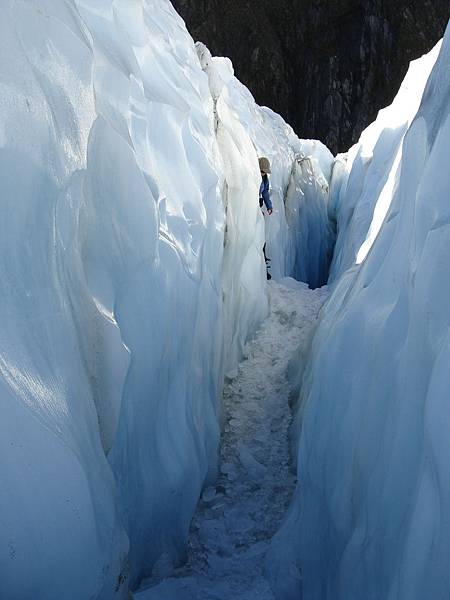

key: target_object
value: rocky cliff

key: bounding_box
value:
[173,0,449,153]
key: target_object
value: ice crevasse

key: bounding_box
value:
[0,1,333,598]
[270,23,450,600]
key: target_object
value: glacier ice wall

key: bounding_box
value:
[285,150,335,288]
[77,1,227,585]
[196,43,268,376]
[0,3,129,598]
[0,0,334,597]
[271,25,450,600]
[0,0,230,596]
[329,41,442,283]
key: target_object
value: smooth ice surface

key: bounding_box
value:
[274,26,450,600]
[0,1,334,597]
[136,281,328,600]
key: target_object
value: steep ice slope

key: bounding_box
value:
[272,25,450,600]
[329,40,442,282]
[0,1,234,596]
[195,43,268,376]
[0,4,129,598]
[0,1,333,598]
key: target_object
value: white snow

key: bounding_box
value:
[274,24,450,600]
[136,281,328,600]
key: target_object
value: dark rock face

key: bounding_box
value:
[172,0,449,153]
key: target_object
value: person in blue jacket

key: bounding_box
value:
[259,157,273,214]
[258,157,273,279]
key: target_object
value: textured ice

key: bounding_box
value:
[285,154,335,288]
[329,40,442,282]
[0,1,333,598]
[272,25,450,600]
[196,42,335,288]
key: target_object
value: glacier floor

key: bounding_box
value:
[136,280,328,600]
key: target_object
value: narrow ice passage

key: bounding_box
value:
[137,280,329,600]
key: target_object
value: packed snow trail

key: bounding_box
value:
[137,280,329,600]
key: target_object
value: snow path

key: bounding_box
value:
[136,280,329,600]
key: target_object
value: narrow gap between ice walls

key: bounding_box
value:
[281,150,336,288]
[197,44,337,294]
